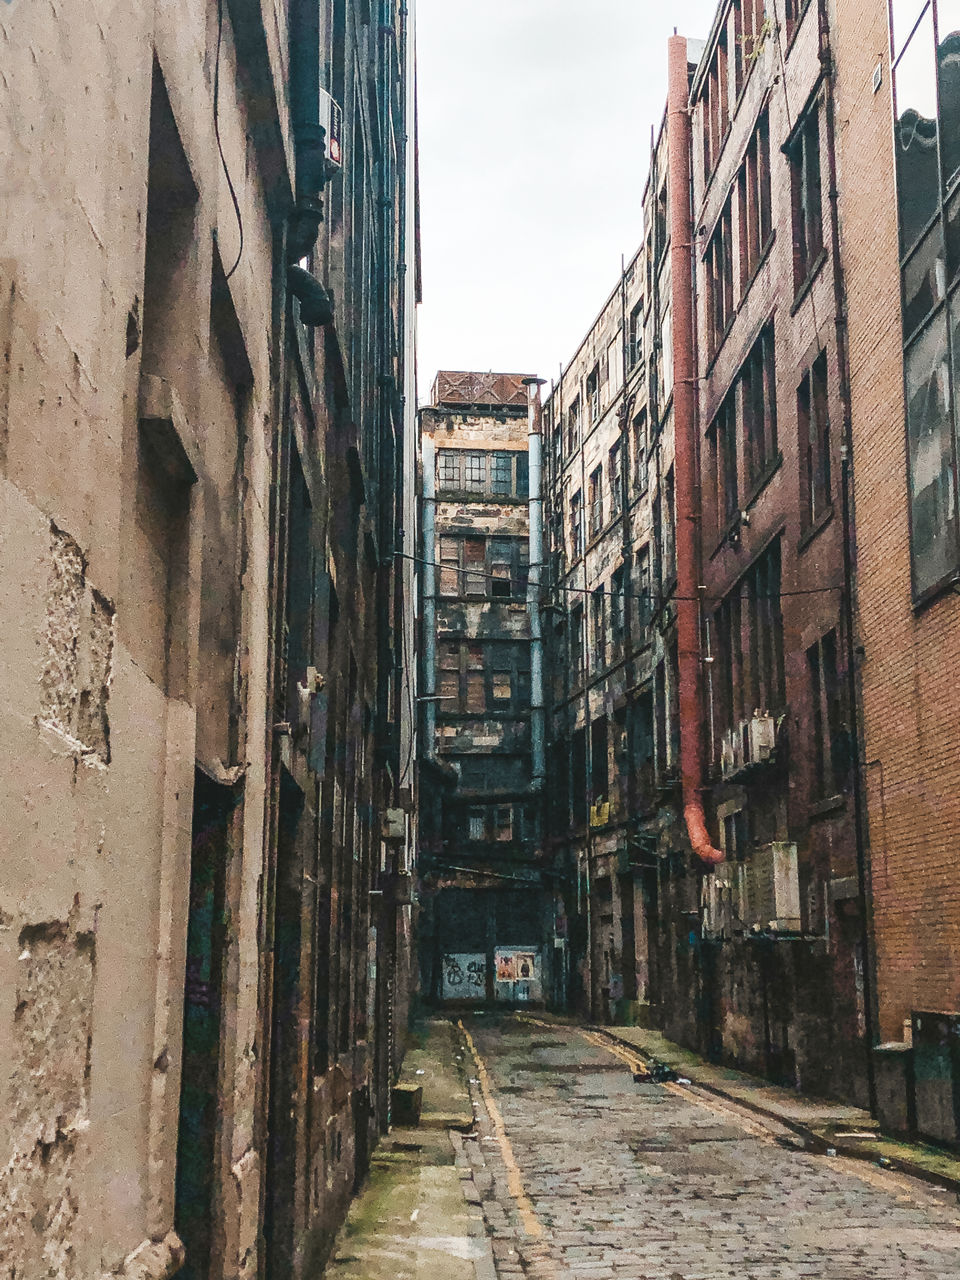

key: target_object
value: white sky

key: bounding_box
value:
[415,0,720,401]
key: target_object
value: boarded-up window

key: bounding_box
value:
[464,537,486,595]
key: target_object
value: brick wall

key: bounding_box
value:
[834,0,960,1041]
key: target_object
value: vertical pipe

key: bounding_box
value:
[818,0,878,1114]
[422,435,437,760]
[667,33,724,867]
[525,377,547,790]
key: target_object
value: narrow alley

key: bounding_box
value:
[330,1015,960,1280]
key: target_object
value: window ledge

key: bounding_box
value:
[798,502,834,552]
[138,374,200,485]
[809,792,846,820]
[790,246,828,316]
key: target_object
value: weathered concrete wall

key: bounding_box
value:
[0,0,289,1272]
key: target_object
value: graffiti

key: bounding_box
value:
[441,952,486,1000]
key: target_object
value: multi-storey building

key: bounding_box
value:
[679,1,870,1105]
[834,0,960,1141]
[0,0,419,1276]
[542,248,658,1022]
[418,372,559,1008]
[543,7,882,1111]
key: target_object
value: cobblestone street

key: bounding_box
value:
[456,1016,960,1280]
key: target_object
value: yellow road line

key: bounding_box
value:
[458,1019,544,1240]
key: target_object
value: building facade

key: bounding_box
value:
[543,7,880,1110]
[834,0,960,1140]
[418,372,559,1008]
[0,0,419,1276]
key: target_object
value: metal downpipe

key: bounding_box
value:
[667,34,724,867]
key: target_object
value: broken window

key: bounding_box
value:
[439,536,460,595]
[495,806,513,841]
[463,537,486,596]
[570,603,584,681]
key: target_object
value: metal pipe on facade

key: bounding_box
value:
[525,377,547,791]
[422,435,437,761]
[818,0,879,1113]
[667,34,724,867]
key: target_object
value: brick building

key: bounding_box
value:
[0,0,419,1276]
[834,0,960,1139]
[542,5,882,1110]
[418,372,559,1008]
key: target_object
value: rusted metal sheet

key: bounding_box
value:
[431,370,532,409]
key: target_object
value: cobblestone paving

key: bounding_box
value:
[458,1015,960,1280]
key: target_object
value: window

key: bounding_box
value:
[742,321,778,486]
[439,536,460,595]
[701,22,729,179]
[571,490,583,558]
[663,468,676,583]
[465,452,486,492]
[739,108,772,286]
[435,449,528,498]
[463,536,486,595]
[630,686,656,808]
[436,641,530,713]
[587,364,600,423]
[714,538,783,741]
[707,195,735,354]
[589,466,603,536]
[633,408,648,491]
[637,544,652,629]
[798,351,831,528]
[591,586,606,667]
[744,539,784,714]
[611,565,625,652]
[467,809,485,841]
[591,716,609,801]
[789,106,824,288]
[437,534,528,598]
[570,603,584,678]
[629,301,644,368]
[438,450,459,488]
[566,395,581,455]
[492,452,513,496]
[890,2,960,598]
[609,441,623,519]
[494,806,513,842]
[807,628,850,799]
[710,394,739,535]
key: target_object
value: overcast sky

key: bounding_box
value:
[415,0,719,400]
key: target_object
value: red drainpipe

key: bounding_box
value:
[667,34,724,867]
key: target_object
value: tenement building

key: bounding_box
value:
[418,372,560,1007]
[542,245,657,1023]
[0,0,419,1276]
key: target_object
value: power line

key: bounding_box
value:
[394,549,842,603]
